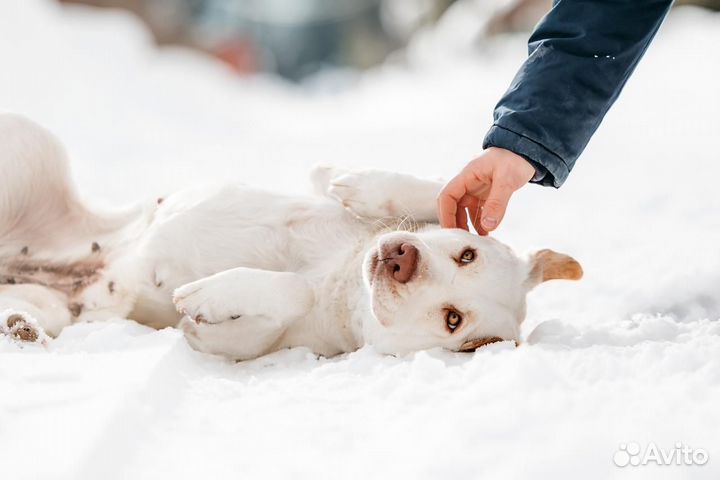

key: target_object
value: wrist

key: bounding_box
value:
[487,147,537,182]
[523,158,548,183]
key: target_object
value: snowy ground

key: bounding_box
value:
[1,1,720,479]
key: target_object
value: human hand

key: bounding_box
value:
[437,147,535,234]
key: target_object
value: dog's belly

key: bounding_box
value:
[128,184,373,328]
[0,203,150,328]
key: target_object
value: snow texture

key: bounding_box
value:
[1,1,719,479]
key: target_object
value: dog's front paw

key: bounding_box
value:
[310,164,348,196]
[173,278,242,325]
[1,310,48,346]
[328,171,403,219]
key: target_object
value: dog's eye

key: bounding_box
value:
[445,310,463,333]
[458,249,475,264]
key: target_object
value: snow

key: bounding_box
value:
[1,1,720,479]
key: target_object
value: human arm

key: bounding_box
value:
[438,0,674,231]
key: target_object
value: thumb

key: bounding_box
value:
[481,183,513,232]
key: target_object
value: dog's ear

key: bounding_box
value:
[525,249,583,290]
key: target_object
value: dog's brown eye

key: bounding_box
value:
[445,310,463,333]
[459,249,475,264]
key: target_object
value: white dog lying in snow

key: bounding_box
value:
[0,114,582,360]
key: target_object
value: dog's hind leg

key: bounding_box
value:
[172,268,314,360]
[0,310,49,346]
[0,114,81,242]
[0,284,74,345]
[0,114,142,255]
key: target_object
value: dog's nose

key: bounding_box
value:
[384,243,419,283]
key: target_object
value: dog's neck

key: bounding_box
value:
[302,238,370,355]
[315,224,422,355]
[342,241,375,350]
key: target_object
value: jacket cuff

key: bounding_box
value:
[482,125,570,188]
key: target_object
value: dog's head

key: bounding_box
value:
[361,227,582,354]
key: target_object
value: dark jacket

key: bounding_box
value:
[483,0,673,187]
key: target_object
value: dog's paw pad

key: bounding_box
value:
[1,310,47,346]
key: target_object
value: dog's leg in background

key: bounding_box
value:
[0,114,147,335]
[0,114,80,243]
[324,169,443,222]
[0,115,80,338]
[0,113,142,247]
[173,268,314,360]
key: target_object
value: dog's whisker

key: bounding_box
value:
[395,209,418,233]
[371,217,394,232]
[399,205,421,232]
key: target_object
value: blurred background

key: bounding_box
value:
[58,0,720,81]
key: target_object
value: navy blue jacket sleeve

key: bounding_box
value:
[482,0,673,187]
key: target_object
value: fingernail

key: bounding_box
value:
[482,217,497,230]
